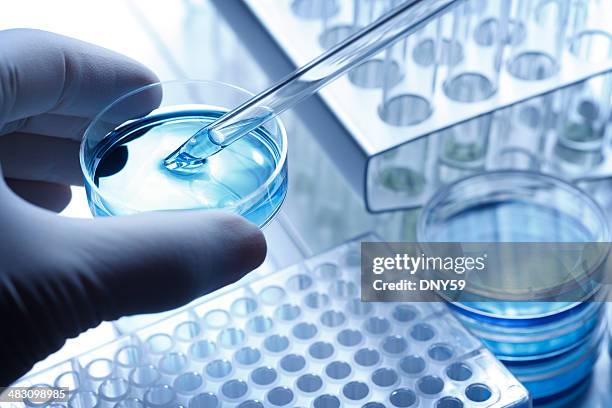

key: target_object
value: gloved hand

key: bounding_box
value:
[0,29,267,385]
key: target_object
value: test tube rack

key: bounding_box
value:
[7,235,530,408]
[234,0,612,211]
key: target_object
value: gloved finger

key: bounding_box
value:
[4,178,71,212]
[0,114,89,140]
[0,114,92,140]
[0,132,83,185]
[73,211,268,318]
[0,28,161,130]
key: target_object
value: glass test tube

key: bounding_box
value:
[506,0,570,81]
[553,29,612,173]
[291,0,341,21]
[378,16,439,126]
[318,0,394,50]
[490,94,552,171]
[308,150,354,246]
[373,138,429,198]
[553,73,612,173]
[344,0,398,89]
[436,114,492,184]
[286,115,319,211]
[444,0,510,103]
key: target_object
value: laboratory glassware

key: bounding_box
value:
[417,170,610,399]
[80,80,288,228]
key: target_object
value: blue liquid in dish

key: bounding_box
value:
[86,109,287,227]
[431,201,593,242]
[429,200,596,319]
[504,321,605,401]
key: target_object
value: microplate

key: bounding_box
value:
[8,235,530,408]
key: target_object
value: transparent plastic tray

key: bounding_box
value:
[7,235,530,408]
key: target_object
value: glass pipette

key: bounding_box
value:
[164,0,459,172]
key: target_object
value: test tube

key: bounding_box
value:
[378,18,439,126]
[319,0,391,50]
[554,26,612,173]
[309,157,353,246]
[444,0,510,103]
[345,0,399,89]
[436,114,491,184]
[489,94,552,171]
[287,115,320,212]
[506,0,570,81]
[569,29,612,64]
[291,0,341,21]
[553,73,612,174]
[319,0,394,88]
[371,139,429,201]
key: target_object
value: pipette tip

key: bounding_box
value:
[163,151,208,174]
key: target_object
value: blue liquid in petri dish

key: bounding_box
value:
[86,109,287,227]
[429,200,595,319]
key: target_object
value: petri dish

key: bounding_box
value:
[81,80,288,228]
[417,170,610,319]
[455,300,605,360]
[505,320,606,400]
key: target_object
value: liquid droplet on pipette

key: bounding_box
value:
[163,152,207,174]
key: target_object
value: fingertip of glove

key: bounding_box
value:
[214,212,268,272]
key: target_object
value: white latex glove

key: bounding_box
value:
[0,29,267,385]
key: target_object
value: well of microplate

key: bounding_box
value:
[80,80,288,227]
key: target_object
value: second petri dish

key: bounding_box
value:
[418,170,609,319]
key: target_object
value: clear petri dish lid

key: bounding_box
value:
[417,170,610,319]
